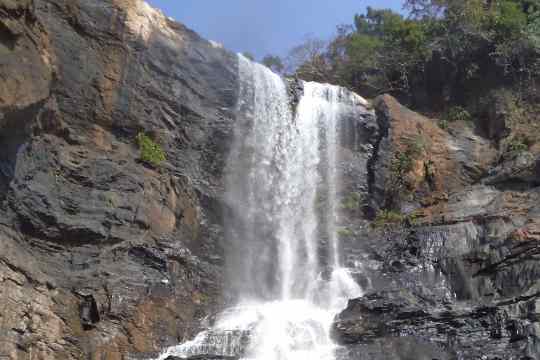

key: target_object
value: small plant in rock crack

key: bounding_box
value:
[103,192,118,209]
[392,151,414,177]
[507,137,529,153]
[136,132,166,167]
[372,209,419,229]
[341,192,363,211]
[52,167,63,184]
[386,134,428,204]
[443,106,472,123]
[392,135,426,175]
[408,134,426,158]
[372,209,405,228]
[337,227,354,238]
[439,119,449,130]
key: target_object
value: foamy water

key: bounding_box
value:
[156,55,366,360]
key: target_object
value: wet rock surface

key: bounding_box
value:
[1,0,540,359]
[334,95,540,359]
[334,289,540,359]
[0,0,237,357]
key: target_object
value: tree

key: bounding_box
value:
[404,0,447,19]
[241,52,255,61]
[262,55,285,74]
[284,36,329,81]
[354,7,404,36]
[289,0,540,108]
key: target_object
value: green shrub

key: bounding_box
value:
[391,135,425,177]
[341,192,362,211]
[407,135,426,158]
[439,119,449,130]
[289,0,540,114]
[386,134,428,207]
[443,106,472,123]
[372,210,405,228]
[337,227,354,238]
[136,132,166,166]
[424,159,436,184]
[391,151,414,176]
[372,209,418,229]
[507,137,529,153]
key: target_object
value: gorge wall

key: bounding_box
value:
[1,0,540,359]
[0,0,237,358]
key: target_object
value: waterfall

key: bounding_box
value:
[157,55,365,360]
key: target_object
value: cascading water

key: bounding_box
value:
[157,55,366,360]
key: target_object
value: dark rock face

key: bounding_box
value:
[483,151,540,188]
[2,0,540,359]
[334,289,540,359]
[0,0,238,357]
[334,95,540,360]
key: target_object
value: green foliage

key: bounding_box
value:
[387,151,414,207]
[385,135,427,208]
[408,134,426,157]
[136,132,166,167]
[507,137,530,152]
[104,192,118,208]
[346,34,383,69]
[391,135,426,178]
[492,1,528,40]
[439,119,449,130]
[392,151,415,176]
[242,52,255,61]
[337,227,354,238]
[289,0,540,111]
[192,291,210,305]
[354,7,405,39]
[346,7,430,93]
[372,209,418,229]
[52,167,62,185]
[424,159,436,184]
[262,54,285,73]
[373,210,404,228]
[341,192,362,211]
[443,106,472,123]
[526,5,540,49]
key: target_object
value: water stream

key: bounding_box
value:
[157,55,366,360]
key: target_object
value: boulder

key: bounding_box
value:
[369,95,497,213]
[483,151,540,187]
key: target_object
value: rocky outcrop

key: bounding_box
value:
[483,151,540,188]
[334,289,540,359]
[334,95,540,359]
[369,95,497,214]
[2,0,540,359]
[0,0,238,358]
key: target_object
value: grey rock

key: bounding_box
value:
[483,152,540,187]
[333,289,540,359]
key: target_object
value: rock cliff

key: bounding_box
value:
[334,95,540,360]
[1,0,540,359]
[0,0,238,357]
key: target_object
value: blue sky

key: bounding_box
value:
[145,0,403,60]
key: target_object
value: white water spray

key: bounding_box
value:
[157,55,366,360]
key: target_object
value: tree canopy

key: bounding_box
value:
[275,0,540,111]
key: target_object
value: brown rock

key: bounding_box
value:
[371,95,497,212]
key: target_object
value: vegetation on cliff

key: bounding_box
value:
[136,132,166,166]
[266,0,540,121]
